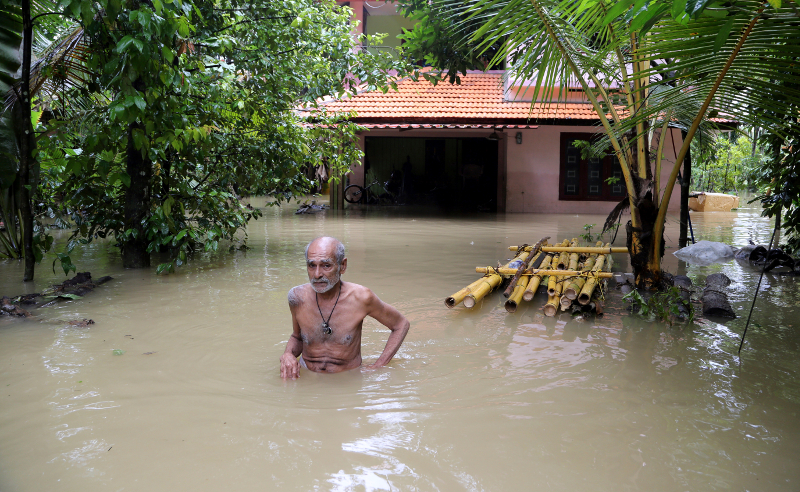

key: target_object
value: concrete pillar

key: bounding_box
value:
[349,0,365,39]
[329,177,345,210]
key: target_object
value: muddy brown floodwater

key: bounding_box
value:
[1,197,799,491]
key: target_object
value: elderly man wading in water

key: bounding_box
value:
[280,236,410,379]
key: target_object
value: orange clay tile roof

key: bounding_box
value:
[315,71,604,123]
[357,123,539,129]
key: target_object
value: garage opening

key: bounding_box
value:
[361,137,499,212]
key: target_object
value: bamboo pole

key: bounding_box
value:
[560,294,572,311]
[503,236,549,298]
[563,241,602,300]
[464,275,503,308]
[509,246,628,254]
[547,274,558,296]
[543,294,559,317]
[504,274,530,313]
[464,250,530,308]
[445,276,495,308]
[475,267,613,278]
[522,255,553,301]
[555,239,570,269]
[590,249,614,315]
[578,246,609,305]
[567,239,580,272]
[548,274,566,299]
[563,258,595,300]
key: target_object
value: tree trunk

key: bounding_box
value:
[12,0,35,281]
[679,130,692,248]
[627,195,664,290]
[157,152,172,254]
[122,120,151,268]
[723,154,730,191]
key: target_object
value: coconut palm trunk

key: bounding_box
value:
[11,0,37,281]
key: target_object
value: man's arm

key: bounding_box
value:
[280,288,304,379]
[363,290,410,369]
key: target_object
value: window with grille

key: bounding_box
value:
[559,133,626,201]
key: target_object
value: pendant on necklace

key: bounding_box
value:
[322,322,332,335]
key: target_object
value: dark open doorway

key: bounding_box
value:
[363,137,499,211]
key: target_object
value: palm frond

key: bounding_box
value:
[4,21,97,113]
[627,4,800,137]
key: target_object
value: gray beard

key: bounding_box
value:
[310,271,340,293]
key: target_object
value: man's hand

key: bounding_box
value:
[362,361,387,371]
[280,353,300,379]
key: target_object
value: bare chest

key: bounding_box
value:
[295,300,365,347]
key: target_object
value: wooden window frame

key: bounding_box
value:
[559,132,626,202]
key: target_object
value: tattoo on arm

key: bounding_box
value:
[287,286,301,307]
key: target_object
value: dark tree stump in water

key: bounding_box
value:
[702,273,736,318]
[673,275,693,319]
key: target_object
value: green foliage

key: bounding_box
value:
[754,106,800,253]
[623,286,693,326]
[623,289,649,316]
[395,0,800,286]
[0,1,22,97]
[580,224,596,243]
[395,0,504,84]
[580,223,618,243]
[13,0,401,274]
[573,140,605,161]
[692,130,767,193]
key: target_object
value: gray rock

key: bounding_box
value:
[702,273,736,318]
[673,240,734,266]
[734,244,757,260]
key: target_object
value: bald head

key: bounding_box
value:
[305,236,346,265]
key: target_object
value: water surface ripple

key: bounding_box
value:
[1,198,798,491]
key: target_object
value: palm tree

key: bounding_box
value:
[0,0,86,279]
[405,0,800,287]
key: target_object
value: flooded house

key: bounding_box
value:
[322,0,684,214]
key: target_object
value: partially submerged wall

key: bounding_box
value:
[505,125,682,214]
[348,126,683,215]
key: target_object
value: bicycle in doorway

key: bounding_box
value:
[344,172,405,205]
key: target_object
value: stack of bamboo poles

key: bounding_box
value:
[445,237,624,317]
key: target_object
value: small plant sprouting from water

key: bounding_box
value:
[580,223,620,243]
[623,286,694,326]
[580,224,596,243]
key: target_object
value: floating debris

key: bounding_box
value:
[0,272,113,317]
[447,238,624,317]
[295,201,330,214]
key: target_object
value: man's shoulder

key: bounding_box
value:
[344,282,376,303]
[287,284,310,307]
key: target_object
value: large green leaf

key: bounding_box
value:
[0,1,22,96]
[0,114,18,189]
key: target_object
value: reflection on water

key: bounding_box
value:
[1,197,799,491]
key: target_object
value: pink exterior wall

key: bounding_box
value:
[505,125,682,214]
[348,133,366,187]
[350,126,683,214]
[348,0,365,37]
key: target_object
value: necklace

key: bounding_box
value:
[315,281,342,335]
